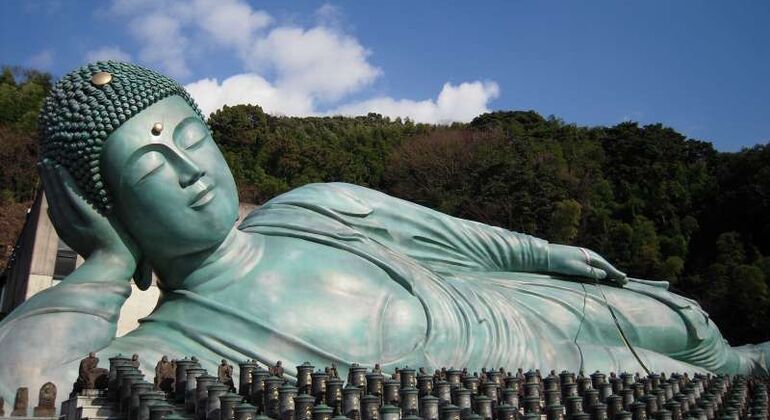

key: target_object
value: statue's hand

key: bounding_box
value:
[39,159,138,276]
[547,244,627,286]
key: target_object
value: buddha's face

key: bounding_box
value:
[101,95,239,258]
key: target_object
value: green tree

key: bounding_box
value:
[547,199,582,243]
[0,66,52,263]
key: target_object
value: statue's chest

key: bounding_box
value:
[210,236,426,362]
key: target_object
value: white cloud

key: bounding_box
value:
[194,0,272,50]
[185,73,314,117]
[27,49,54,70]
[85,46,132,63]
[106,0,379,98]
[131,13,191,78]
[315,3,344,29]
[245,26,381,101]
[186,76,499,124]
[104,0,500,122]
[329,81,501,124]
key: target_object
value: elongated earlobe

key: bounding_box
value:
[133,256,153,291]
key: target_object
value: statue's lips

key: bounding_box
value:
[190,184,216,209]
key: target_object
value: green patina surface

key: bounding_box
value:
[0,63,767,405]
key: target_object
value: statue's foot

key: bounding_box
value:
[735,341,770,375]
[759,341,770,374]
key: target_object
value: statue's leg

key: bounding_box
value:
[586,282,765,374]
[580,284,690,355]
[477,272,694,359]
[578,342,707,374]
[732,342,769,375]
[424,270,764,375]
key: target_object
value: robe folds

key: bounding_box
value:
[0,183,765,407]
[112,183,765,378]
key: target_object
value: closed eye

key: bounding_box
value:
[175,117,210,150]
[184,135,207,151]
[134,161,165,185]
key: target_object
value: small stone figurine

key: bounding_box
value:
[77,352,107,391]
[269,361,285,378]
[33,382,57,417]
[154,356,175,392]
[11,387,28,417]
[218,359,236,392]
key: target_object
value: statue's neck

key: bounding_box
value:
[153,227,264,290]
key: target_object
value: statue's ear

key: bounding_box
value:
[132,256,153,291]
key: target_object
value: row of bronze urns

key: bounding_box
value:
[104,355,768,420]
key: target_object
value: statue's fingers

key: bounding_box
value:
[606,264,626,281]
[54,164,93,225]
[601,263,626,281]
[590,267,607,281]
[38,160,59,200]
[588,250,626,281]
[589,260,627,287]
[38,161,68,224]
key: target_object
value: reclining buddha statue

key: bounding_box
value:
[0,62,767,403]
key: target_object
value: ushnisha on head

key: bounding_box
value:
[38,61,205,214]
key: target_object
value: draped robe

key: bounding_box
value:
[0,183,766,405]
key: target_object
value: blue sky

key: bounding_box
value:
[1,1,768,151]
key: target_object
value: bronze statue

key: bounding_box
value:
[130,354,140,369]
[33,382,56,417]
[11,387,28,417]
[77,352,107,391]
[218,359,236,392]
[154,356,175,392]
[0,61,768,407]
[268,361,284,378]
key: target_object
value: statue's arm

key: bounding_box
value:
[264,182,626,283]
[391,207,554,273]
[397,197,627,283]
[0,161,137,400]
[382,200,626,282]
[0,255,132,401]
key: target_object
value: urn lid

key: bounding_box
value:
[380,404,400,414]
[313,404,333,414]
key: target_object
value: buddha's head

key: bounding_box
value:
[39,62,239,262]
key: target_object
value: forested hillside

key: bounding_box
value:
[1,66,768,344]
[0,67,50,265]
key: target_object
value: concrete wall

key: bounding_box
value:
[116,282,161,336]
[25,194,59,299]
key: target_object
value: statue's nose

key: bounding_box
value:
[175,152,205,188]
[179,164,205,188]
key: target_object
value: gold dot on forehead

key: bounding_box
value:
[151,122,163,136]
[90,71,113,86]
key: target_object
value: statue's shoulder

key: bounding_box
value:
[260,182,375,217]
[238,182,376,235]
